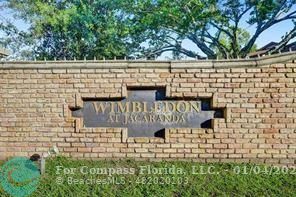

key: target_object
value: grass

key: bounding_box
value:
[0,156,295,197]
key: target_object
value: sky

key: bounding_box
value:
[0,3,295,60]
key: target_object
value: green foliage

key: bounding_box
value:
[1,157,295,196]
[5,0,140,60]
[1,0,296,59]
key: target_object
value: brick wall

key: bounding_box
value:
[0,58,295,166]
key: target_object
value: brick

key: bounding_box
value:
[140,153,155,158]
[163,149,177,153]
[78,148,92,152]
[156,153,170,158]
[135,148,148,153]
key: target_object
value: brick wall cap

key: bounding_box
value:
[0,51,295,69]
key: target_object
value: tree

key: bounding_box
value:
[0,1,35,60]
[212,28,258,59]
[5,0,140,60]
[125,0,296,59]
[3,0,296,60]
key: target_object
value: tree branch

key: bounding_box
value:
[142,44,201,59]
[204,30,229,58]
[237,6,252,21]
[270,26,296,53]
[187,33,216,58]
[241,9,296,57]
[209,22,234,39]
